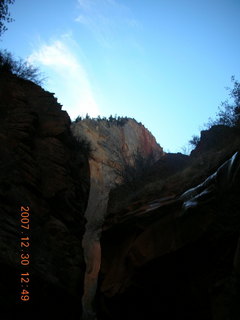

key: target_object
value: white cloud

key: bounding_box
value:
[29,39,100,119]
[78,0,117,10]
[75,0,139,48]
[75,14,90,25]
[77,0,94,10]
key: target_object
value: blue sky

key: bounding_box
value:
[1,0,240,152]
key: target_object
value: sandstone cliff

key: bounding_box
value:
[0,72,89,319]
[71,117,163,319]
[71,118,163,185]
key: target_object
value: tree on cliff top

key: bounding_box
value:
[206,76,240,128]
[0,0,15,37]
[0,49,45,85]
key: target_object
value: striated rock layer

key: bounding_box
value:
[71,118,163,319]
[0,73,90,319]
[99,126,240,320]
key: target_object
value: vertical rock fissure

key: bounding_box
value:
[81,173,110,320]
[70,119,163,319]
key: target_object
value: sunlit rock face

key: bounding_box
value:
[71,118,163,319]
[72,118,163,185]
[71,119,164,227]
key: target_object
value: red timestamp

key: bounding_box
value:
[20,206,31,302]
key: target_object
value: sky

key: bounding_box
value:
[1,0,240,152]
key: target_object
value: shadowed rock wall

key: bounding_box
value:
[0,73,90,320]
[99,135,240,320]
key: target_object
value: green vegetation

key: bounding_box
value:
[186,77,240,153]
[0,0,14,37]
[0,49,45,85]
[73,113,132,127]
[206,76,240,128]
[74,137,92,158]
[122,150,156,183]
[189,135,200,148]
[0,3,45,85]
[70,134,93,159]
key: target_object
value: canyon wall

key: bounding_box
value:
[99,126,240,320]
[71,118,163,319]
[0,73,89,319]
[2,71,240,320]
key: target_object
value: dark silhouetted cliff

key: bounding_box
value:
[0,72,90,319]
[99,125,240,320]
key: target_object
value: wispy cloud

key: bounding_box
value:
[29,39,100,119]
[75,0,139,48]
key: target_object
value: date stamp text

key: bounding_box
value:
[20,206,30,302]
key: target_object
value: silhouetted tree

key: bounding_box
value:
[71,136,92,158]
[230,76,240,125]
[0,0,15,37]
[189,135,200,147]
[74,115,82,123]
[206,76,240,128]
[0,49,45,85]
[121,150,156,183]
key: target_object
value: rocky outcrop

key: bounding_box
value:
[191,125,240,157]
[107,124,240,220]
[98,129,240,320]
[71,118,163,184]
[71,118,163,319]
[0,73,89,319]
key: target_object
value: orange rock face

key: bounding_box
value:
[71,118,163,319]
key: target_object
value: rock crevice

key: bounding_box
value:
[71,118,163,319]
